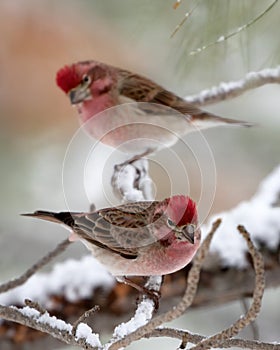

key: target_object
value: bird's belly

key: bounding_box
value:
[83,103,189,153]
[86,243,195,276]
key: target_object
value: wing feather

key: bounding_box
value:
[72,201,161,259]
[118,70,204,118]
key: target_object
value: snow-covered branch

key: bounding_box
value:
[185,66,280,106]
[111,157,154,201]
[108,155,162,345]
[0,304,101,349]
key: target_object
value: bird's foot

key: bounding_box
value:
[140,287,161,311]
[118,276,161,311]
[115,148,154,170]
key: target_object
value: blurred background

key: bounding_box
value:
[0,0,279,348]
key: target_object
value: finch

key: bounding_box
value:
[56,60,253,154]
[23,195,200,277]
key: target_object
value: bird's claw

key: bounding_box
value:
[115,148,154,171]
[138,288,161,311]
[120,276,161,311]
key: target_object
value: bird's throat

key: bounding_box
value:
[78,94,115,123]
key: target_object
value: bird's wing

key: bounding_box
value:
[73,201,161,259]
[118,70,204,118]
[117,70,254,127]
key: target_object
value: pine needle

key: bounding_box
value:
[189,0,278,55]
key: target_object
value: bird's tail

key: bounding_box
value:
[22,210,74,227]
[192,111,255,129]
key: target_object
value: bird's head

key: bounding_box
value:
[155,195,199,244]
[56,61,114,105]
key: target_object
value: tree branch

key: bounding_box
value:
[0,305,101,349]
[145,328,280,350]
[0,239,71,294]
[111,157,153,201]
[191,225,265,349]
[185,66,280,106]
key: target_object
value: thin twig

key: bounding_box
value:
[190,225,265,350]
[24,299,46,315]
[170,2,198,38]
[189,0,278,56]
[145,328,280,350]
[72,305,100,336]
[0,239,71,293]
[241,298,259,340]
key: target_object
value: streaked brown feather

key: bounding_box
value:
[118,70,206,117]
[69,201,164,258]
[22,205,160,259]
[117,68,253,127]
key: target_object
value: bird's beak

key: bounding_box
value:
[181,224,195,244]
[68,86,91,105]
[182,230,195,244]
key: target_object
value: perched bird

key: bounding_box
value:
[56,60,253,154]
[23,195,200,277]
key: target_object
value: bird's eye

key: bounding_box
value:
[82,75,91,84]
[167,218,176,228]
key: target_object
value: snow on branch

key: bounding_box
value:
[203,165,280,268]
[111,157,154,201]
[109,155,162,344]
[185,66,280,106]
[0,256,114,307]
[0,304,101,349]
[111,276,162,344]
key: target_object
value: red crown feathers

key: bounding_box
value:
[168,195,197,226]
[56,65,80,93]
